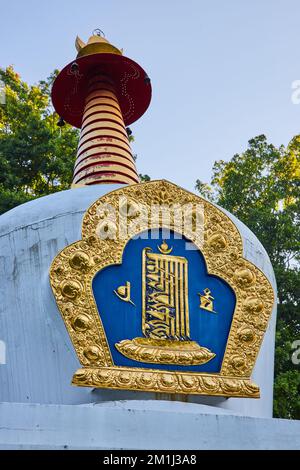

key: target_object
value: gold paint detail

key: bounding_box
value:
[115,337,216,365]
[142,244,190,339]
[49,180,275,396]
[114,281,135,306]
[198,288,217,313]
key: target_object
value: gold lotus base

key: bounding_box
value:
[115,337,216,365]
[72,367,260,398]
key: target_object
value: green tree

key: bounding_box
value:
[196,134,300,419]
[139,173,151,182]
[0,66,79,214]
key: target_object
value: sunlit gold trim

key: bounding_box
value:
[72,367,260,398]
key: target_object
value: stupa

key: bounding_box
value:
[0,31,299,450]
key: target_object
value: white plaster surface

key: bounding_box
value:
[0,401,299,450]
[0,184,277,422]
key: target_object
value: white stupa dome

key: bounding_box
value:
[0,184,276,421]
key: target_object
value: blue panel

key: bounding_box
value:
[92,229,236,372]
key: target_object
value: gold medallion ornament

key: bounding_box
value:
[50,180,275,398]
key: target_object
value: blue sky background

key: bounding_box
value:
[1,0,300,190]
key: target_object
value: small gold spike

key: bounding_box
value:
[75,35,86,52]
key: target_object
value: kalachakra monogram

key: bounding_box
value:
[115,241,216,366]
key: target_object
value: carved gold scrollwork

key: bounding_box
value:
[72,314,91,332]
[69,251,91,272]
[207,233,227,251]
[237,326,256,344]
[119,198,140,219]
[83,345,102,363]
[244,297,264,315]
[60,280,82,300]
[96,220,117,239]
[229,355,247,372]
[234,268,256,288]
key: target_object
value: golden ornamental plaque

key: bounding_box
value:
[50,180,274,398]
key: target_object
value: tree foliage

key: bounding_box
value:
[196,134,300,419]
[0,66,79,214]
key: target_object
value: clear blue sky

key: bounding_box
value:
[1,0,300,190]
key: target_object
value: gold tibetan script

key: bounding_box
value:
[114,281,135,305]
[115,241,216,365]
[142,241,189,340]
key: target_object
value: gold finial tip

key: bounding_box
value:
[75,32,122,58]
[92,28,105,37]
